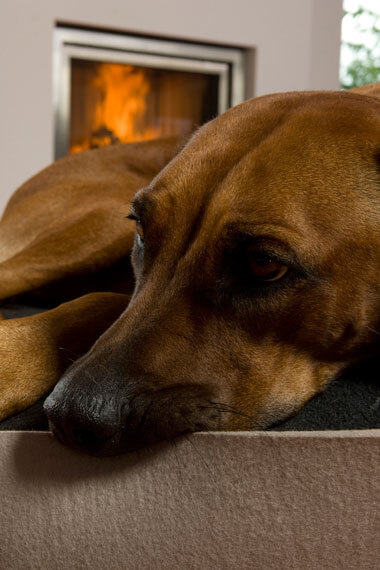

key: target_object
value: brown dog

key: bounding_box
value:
[0,84,379,455]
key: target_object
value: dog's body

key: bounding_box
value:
[0,85,379,455]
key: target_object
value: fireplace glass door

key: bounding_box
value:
[54,28,245,158]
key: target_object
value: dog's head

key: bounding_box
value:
[44,88,380,455]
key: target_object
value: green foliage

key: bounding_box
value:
[342,55,380,88]
[341,3,380,89]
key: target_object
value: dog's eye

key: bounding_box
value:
[249,251,288,282]
[127,213,144,244]
[135,222,144,244]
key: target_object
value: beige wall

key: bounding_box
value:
[0,0,342,214]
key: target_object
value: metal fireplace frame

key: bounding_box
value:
[53,27,246,158]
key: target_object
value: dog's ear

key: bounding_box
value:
[348,82,380,101]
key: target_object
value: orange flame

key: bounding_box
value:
[70,63,161,154]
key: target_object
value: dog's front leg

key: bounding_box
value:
[0,292,129,421]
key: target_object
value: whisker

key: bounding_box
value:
[202,403,273,438]
[202,404,254,421]
[210,400,254,415]
[57,346,81,359]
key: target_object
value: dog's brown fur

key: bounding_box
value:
[0,85,379,453]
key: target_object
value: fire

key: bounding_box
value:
[70,63,161,153]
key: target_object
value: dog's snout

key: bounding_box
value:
[44,381,221,456]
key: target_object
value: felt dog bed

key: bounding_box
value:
[0,430,379,569]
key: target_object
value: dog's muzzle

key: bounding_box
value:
[43,372,220,456]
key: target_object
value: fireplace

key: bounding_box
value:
[53,27,246,158]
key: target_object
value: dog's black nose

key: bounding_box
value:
[43,381,221,456]
[43,393,124,455]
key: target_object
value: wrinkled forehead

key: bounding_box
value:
[137,91,380,250]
